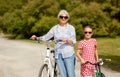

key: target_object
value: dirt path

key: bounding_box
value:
[0,35,120,77]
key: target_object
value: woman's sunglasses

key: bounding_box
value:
[84,32,92,34]
[59,16,68,19]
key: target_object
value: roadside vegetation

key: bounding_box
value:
[0,0,120,39]
[97,37,120,72]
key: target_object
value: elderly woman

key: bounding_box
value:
[31,10,76,77]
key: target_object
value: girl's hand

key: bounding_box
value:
[80,58,86,64]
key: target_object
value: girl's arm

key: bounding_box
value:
[95,49,99,62]
[94,39,99,62]
[76,49,86,64]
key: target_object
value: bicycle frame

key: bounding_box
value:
[86,61,103,77]
[38,39,62,77]
[95,63,103,77]
[42,41,56,77]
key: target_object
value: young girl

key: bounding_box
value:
[76,25,99,77]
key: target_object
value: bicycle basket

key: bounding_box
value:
[96,71,105,77]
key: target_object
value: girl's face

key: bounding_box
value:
[84,27,93,39]
[59,14,69,25]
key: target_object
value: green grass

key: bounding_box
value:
[97,37,120,72]
[75,37,120,72]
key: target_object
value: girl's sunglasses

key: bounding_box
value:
[59,16,68,19]
[84,32,92,34]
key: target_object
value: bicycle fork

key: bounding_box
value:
[45,47,55,77]
[44,58,55,77]
[95,65,102,77]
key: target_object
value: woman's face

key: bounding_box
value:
[59,14,69,24]
[84,27,93,39]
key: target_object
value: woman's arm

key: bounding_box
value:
[31,27,54,41]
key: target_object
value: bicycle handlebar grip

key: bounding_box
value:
[105,59,111,62]
[56,39,62,42]
[55,39,62,44]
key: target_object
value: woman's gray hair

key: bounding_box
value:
[57,10,70,19]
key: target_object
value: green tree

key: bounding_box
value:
[0,0,120,39]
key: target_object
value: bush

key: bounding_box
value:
[0,0,120,39]
[31,16,58,36]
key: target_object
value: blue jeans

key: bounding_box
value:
[56,54,76,77]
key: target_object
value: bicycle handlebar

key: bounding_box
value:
[37,37,62,44]
[85,58,111,65]
[30,35,62,43]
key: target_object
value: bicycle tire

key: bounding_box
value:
[38,64,50,77]
[101,73,105,77]
[54,64,60,77]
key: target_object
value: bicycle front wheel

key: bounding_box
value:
[100,73,105,77]
[38,64,50,77]
[54,63,60,77]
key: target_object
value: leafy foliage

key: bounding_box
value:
[0,0,120,39]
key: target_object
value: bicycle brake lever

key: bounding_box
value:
[55,39,62,44]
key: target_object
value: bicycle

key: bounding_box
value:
[38,40,60,77]
[85,58,111,77]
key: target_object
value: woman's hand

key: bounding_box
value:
[62,38,68,42]
[62,38,73,44]
[30,35,37,40]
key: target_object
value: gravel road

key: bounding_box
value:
[0,35,120,77]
